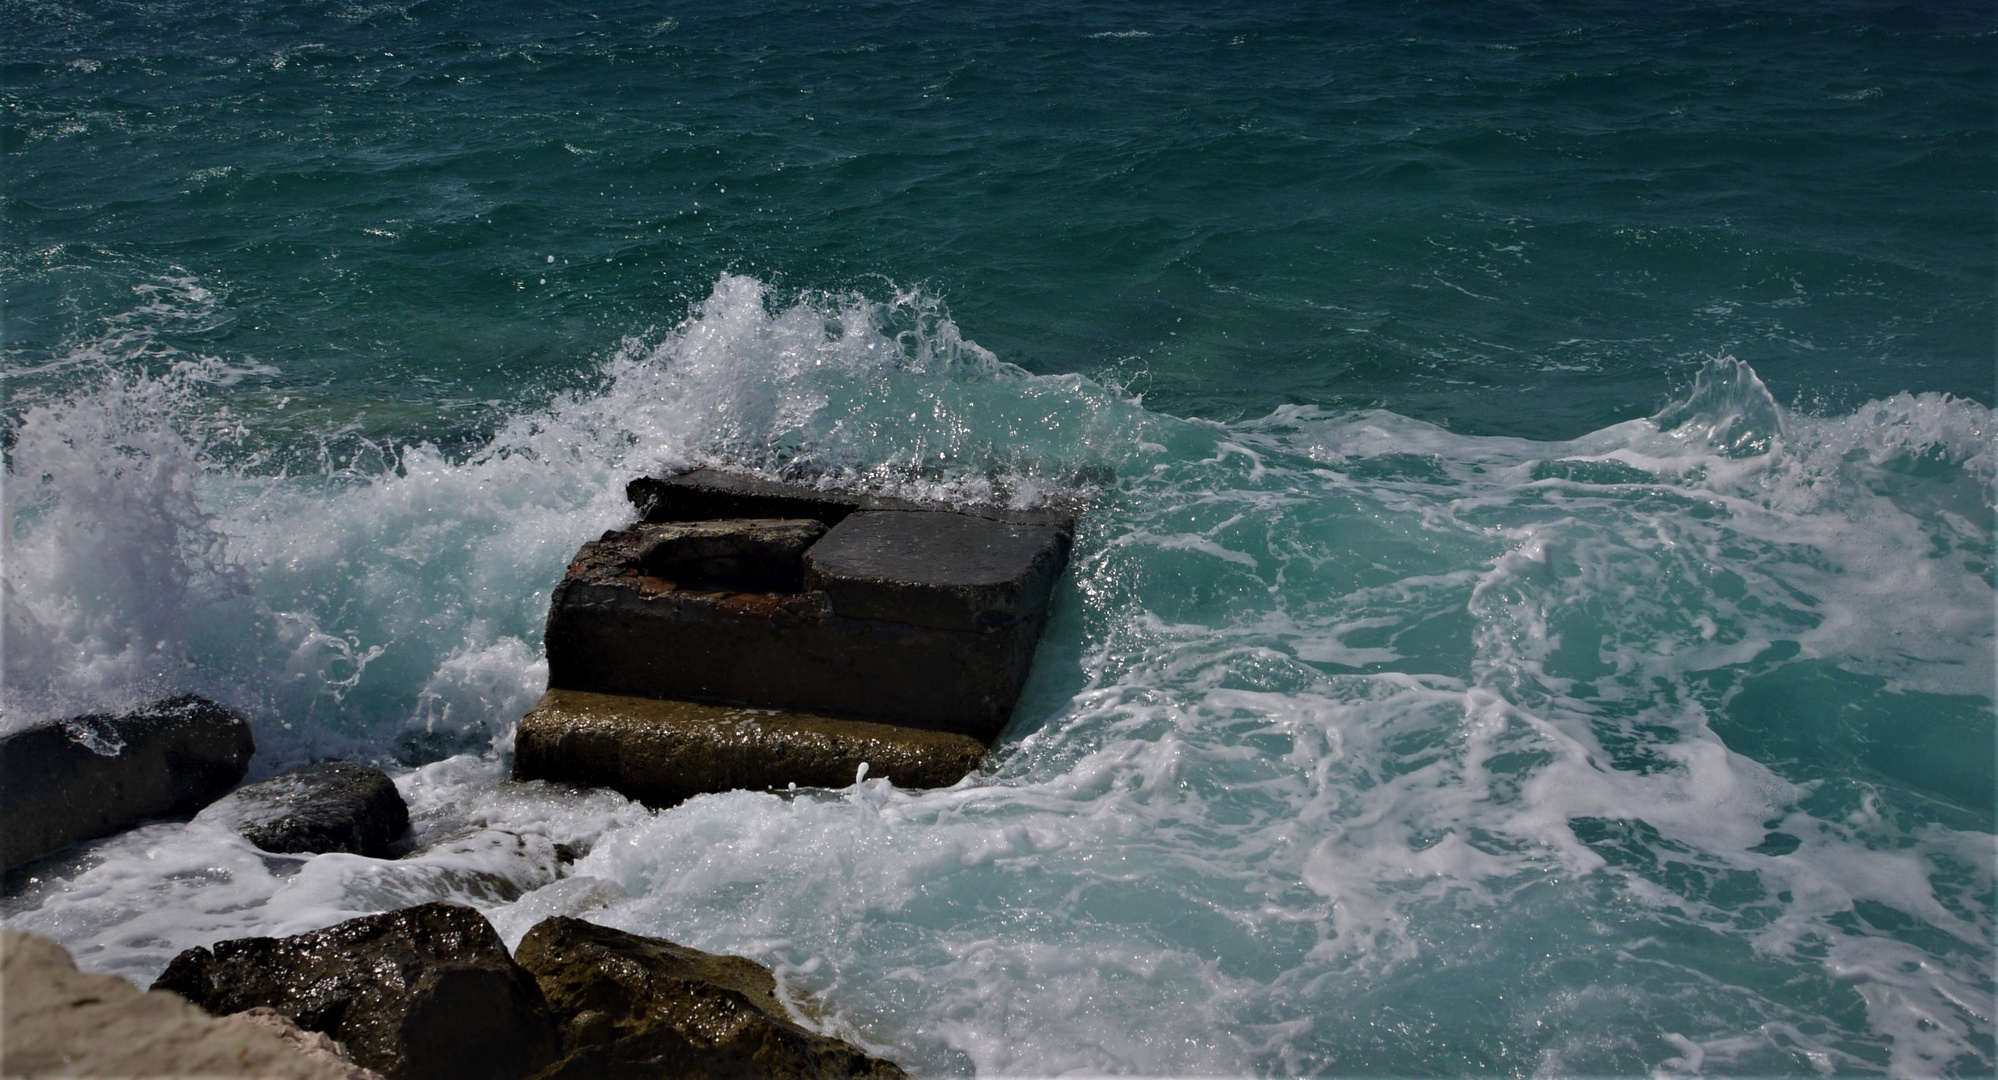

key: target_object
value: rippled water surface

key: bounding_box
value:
[4,2,1993,1076]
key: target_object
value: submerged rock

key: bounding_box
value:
[197,761,410,857]
[152,902,559,1080]
[2,928,377,1079]
[0,695,255,871]
[512,688,985,807]
[515,916,908,1080]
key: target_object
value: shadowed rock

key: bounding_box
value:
[515,916,907,1080]
[0,695,255,871]
[512,689,984,807]
[152,902,559,1080]
[196,761,410,857]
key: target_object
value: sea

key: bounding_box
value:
[2,1,1993,1075]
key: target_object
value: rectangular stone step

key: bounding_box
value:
[511,689,985,807]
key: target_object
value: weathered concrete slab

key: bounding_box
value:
[805,510,1068,632]
[515,916,909,1080]
[153,902,559,1080]
[0,695,255,871]
[544,525,1050,739]
[3,929,380,1080]
[512,689,984,807]
[632,517,826,593]
[628,467,1078,533]
[196,761,410,857]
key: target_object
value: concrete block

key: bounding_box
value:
[805,510,1068,632]
[512,689,984,807]
[543,523,1045,738]
[539,470,1077,783]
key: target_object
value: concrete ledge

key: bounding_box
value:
[627,467,1078,534]
[511,689,985,807]
[805,510,1068,632]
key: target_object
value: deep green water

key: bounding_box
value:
[4,2,1994,1075]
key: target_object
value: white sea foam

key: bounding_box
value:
[3,278,1991,1075]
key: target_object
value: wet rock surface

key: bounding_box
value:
[515,916,908,1080]
[545,499,1070,739]
[512,689,985,806]
[196,761,411,857]
[635,517,828,593]
[0,695,255,871]
[805,510,1068,632]
[2,928,377,1079]
[152,902,559,1080]
[538,469,1076,804]
[628,467,1078,534]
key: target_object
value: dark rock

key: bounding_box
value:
[544,513,1065,741]
[512,689,984,807]
[633,517,827,593]
[152,902,559,1080]
[515,916,907,1080]
[196,761,410,857]
[628,467,1077,534]
[805,510,1068,632]
[0,695,255,871]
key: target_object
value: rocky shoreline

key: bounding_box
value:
[1,469,1082,1077]
[10,901,905,1080]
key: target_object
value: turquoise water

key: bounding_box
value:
[4,2,1993,1076]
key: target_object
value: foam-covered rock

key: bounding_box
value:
[197,760,410,857]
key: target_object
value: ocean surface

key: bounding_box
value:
[3,1,1993,1075]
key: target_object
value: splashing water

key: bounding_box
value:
[3,276,1992,1077]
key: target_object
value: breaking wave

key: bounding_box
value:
[4,274,1992,1076]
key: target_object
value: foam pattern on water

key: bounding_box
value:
[4,277,1992,1076]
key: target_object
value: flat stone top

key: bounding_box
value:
[804,510,1069,631]
[808,511,1060,586]
[628,468,1078,534]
